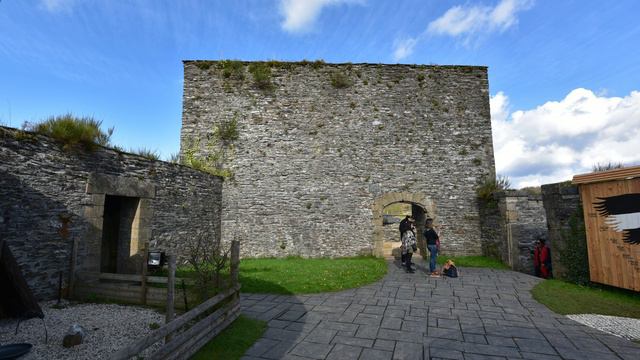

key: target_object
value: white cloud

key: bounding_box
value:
[392,37,418,62]
[427,0,533,38]
[39,0,77,13]
[392,0,533,61]
[491,89,640,188]
[279,0,363,33]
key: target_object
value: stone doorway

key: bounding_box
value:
[381,203,428,258]
[372,192,436,257]
[100,195,141,274]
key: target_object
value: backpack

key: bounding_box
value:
[443,265,458,278]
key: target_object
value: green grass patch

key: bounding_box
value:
[192,315,266,360]
[531,279,640,318]
[436,256,509,269]
[239,256,387,294]
[24,113,113,151]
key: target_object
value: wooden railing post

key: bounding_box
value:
[165,254,176,343]
[230,240,240,288]
[140,249,148,305]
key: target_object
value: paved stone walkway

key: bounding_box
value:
[240,261,640,360]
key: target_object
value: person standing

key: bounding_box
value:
[533,239,552,279]
[399,215,412,265]
[402,224,417,273]
[423,218,440,275]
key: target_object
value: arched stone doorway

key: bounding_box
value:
[372,192,436,257]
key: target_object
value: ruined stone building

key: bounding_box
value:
[181,61,496,258]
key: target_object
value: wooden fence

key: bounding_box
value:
[573,167,640,291]
[74,240,241,359]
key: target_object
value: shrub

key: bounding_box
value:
[219,60,245,80]
[592,162,624,172]
[476,174,511,202]
[559,206,590,284]
[330,71,352,88]
[195,61,214,70]
[215,117,239,142]
[25,114,113,151]
[129,147,160,160]
[167,152,181,163]
[248,63,273,90]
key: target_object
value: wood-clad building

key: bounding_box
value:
[573,166,640,291]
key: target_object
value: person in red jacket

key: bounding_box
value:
[533,239,553,279]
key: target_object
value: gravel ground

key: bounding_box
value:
[0,300,164,360]
[567,314,640,341]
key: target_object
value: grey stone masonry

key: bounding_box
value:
[541,182,583,279]
[480,190,548,275]
[0,126,223,300]
[181,61,495,258]
[240,261,640,360]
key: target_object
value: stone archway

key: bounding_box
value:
[372,192,436,257]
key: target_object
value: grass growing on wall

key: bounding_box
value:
[24,114,113,151]
[531,280,640,318]
[192,315,267,360]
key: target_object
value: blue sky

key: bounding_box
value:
[1,0,639,187]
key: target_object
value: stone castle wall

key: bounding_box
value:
[0,127,222,300]
[181,61,495,257]
[481,190,548,274]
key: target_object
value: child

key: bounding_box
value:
[442,259,458,278]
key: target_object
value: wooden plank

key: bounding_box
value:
[230,240,240,287]
[111,285,240,360]
[173,305,240,360]
[573,165,640,185]
[141,250,149,305]
[76,271,193,285]
[165,255,176,343]
[150,300,240,360]
[579,178,640,291]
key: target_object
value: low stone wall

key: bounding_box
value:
[0,127,222,300]
[541,181,584,280]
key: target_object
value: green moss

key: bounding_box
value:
[219,60,245,80]
[195,61,214,70]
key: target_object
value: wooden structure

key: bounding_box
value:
[573,166,640,291]
[112,240,241,360]
[0,239,44,319]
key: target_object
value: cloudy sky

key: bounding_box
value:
[1,0,639,188]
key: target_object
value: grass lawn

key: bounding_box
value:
[239,256,388,294]
[531,279,640,319]
[435,255,509,269]
[191,315,266,360]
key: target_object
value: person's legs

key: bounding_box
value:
[428,245,438,273]
[405,252,414,273]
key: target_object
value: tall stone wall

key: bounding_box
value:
[181,61,495,258]
[541,181,584,280]
[0,127,223,300]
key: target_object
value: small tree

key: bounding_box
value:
[185,231,230,301]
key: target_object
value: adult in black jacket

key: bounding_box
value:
[399,216,413,265]
[423,218,440,274]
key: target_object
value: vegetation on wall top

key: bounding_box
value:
[592,162,624,172]
[248,63,273,90]
[22,114,113,151]
[476,174,511,203]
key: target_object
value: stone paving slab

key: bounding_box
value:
[241,260,640,359]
